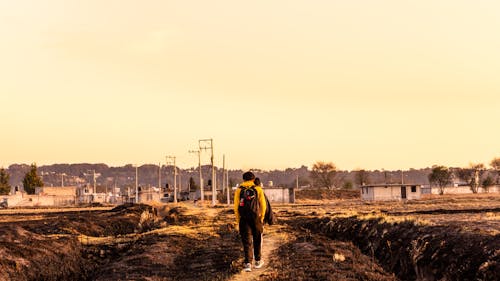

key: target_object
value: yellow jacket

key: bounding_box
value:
[234,180,267,224]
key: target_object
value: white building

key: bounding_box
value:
[361,184,422,201]
[263,187,295,203]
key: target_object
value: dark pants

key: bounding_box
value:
[239,218,263,264]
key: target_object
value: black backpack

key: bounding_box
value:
[238,186,260,220]
[238,186,277,225]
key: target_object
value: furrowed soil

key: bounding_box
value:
[0,193,499,281]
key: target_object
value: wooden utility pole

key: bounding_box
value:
[135,165,139,203]
[166,156,177,203]
[199,139,215,206]
[224,154,230,205]
[158,163,161,192]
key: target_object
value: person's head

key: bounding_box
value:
[242,171,255,181]
[254,177,261,186]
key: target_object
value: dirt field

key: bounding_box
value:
[0,193,499,281]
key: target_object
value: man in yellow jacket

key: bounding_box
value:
[234,171,267,272]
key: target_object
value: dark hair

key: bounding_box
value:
[242,171,255,181]
[254,177,261,186]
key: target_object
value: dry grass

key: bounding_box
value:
[1,192,498,280]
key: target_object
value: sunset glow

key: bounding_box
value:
[1,1,499,170]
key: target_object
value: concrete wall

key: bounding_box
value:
[263,187,295,203]
[430,185,500,195]
[360,186,374,200]
[362,185,422,201]
[1,192,57,207]
[36,186,78,196]
[138,190,161,203]
[405,185,421,200]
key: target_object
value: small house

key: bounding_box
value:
[361,184,422,201]
[263,187,295,203]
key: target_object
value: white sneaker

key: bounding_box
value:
[243,263,252,272]
[254,260,264,269]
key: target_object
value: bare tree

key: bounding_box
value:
[310,161,337,189]
[428,166,452,195]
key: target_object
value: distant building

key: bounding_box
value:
[361,184,422,201]
[138,187,162,202]
[2,186,79,207]
[263,187,295,203]
[36,186,78,205]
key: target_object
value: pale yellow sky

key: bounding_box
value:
[1,1,499,171]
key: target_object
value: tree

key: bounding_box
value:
[428,166,452,195]
[490,157,500,184]
[0,168,11,195]
[310,161,337,189]
[456,163,485,193]
[342,180,353,190]
[22,163,44,194]
[482,176,495,193]
[354,169,370,187]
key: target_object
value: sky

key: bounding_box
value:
[1,0,499,171]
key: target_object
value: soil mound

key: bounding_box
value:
[163,206,202,225]
[0,204,164,281]
[0,225,94,281]
[298,216,500,281]
[260,232,397,281]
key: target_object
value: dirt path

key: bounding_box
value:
[230,225,287,281]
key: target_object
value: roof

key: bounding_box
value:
[362,184,424,188]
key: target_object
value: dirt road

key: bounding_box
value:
[230,227,286,281]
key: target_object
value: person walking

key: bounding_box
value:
[234,171,267,272]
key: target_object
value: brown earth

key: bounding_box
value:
[0,192,499,281]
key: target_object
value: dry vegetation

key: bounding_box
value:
[0,192,498,281]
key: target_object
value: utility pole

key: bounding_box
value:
[158,162,161,191]
[166,156,177,203]
[135,165,139,203]
[199,138,215,206]
[224,154,230,205]
[61,173,65,187]
[189,149,203,202]
[86,170,96,193]
[226,169,229,204]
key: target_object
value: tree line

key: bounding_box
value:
[428,157,500,195]
[1,164,43,195]
[1,157,499,195]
